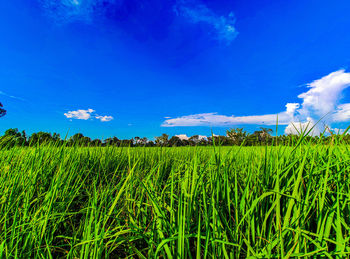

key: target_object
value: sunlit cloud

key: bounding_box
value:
[64,108,95,120]
[64,108,113,122]
[298,69,350,118]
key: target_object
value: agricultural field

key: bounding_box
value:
[0,144,349,258]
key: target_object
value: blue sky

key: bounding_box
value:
[1,0,350,139]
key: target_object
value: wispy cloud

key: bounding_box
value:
[64,108,114,122]
[0,91,25,101]
[162,103,298,127]
[162,69,350,134]
[163,110,282,127]
[174,0,238,44]
[39,0,112,23]
[40,0,237,46]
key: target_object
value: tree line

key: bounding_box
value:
[1,102,348,147]
[0,127,348,148]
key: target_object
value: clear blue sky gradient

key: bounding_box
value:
[1,0,350,139]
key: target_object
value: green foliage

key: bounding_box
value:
[2,126,349,148]
[226,128,248,145]
[0,144,349,258]
[155,133,169,146]
[0,102,6,118]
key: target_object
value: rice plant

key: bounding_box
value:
[0,143,349,258]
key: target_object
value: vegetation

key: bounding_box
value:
[1,126,349,148]
[0,134,350,257]
[0,102,6,118]
[1,107,350,257]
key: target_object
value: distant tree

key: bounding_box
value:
[0,128,26,148]
[260,127,273,136]
[119,139,134,147]
[91,139,102,146]
[208,135,230,146]
[145,140,155,147]
[5,128,21,137]
[52,133,61,142]
[22,130,27,141]
[140,137,148,146]
[0,102,6,118]
[68,133,91,146]
[134,137,149,146]
[259,127,273,144]
[245,133,259,146]
[29,132,55,146]
[134,136,141,146]
[189,135,200,146]
[250,127,273,145]
[104,137,120,146]
[155,134,169,146]
[226,128,248,145]
[168,136,183,146]
[188,135,208,146]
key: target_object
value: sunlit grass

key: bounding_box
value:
[0,144,349,258]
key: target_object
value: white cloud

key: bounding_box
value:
[298,69,350,118]
[332,103,350,122]
[162,102,298,127]
[95,115,114,122]
[284,118,320,136]
[64,108,113,122]
[286,103,300,116]
[175,134,189,140]
[162,69,350,133]
[174,1,238,44]
[64,108,95,120]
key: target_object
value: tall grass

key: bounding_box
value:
[0,144,349,258]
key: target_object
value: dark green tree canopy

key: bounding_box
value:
[0,102,6,118]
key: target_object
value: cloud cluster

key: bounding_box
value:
[174,0,238,44]
[162,69,350,135]
[298,69,350,118]
[64,108,113,122]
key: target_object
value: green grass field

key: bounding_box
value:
[0,144,349,258]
